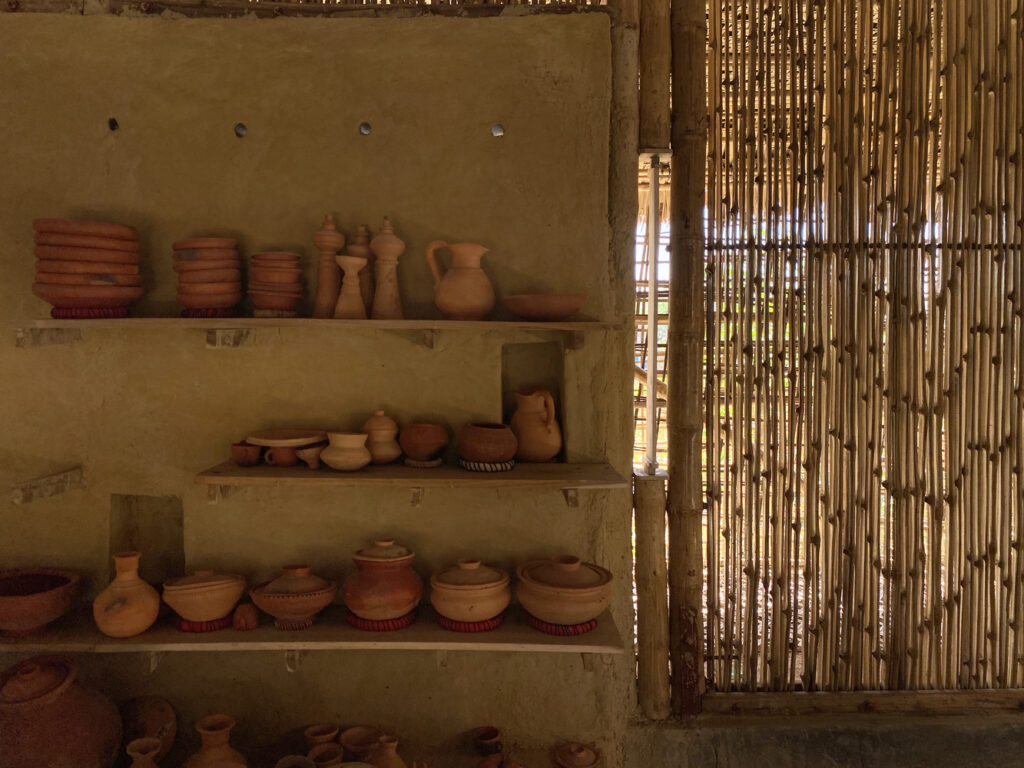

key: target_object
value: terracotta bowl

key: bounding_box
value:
[36,231,138,252]
[501,294,586,322]
[458,422,517,464]
[178,268,241,284]
[250,581,337,630]
[250,291,302,311]
[398,423,449,462]
[515,556,612,625]
[177,291,241,309]
[35,246,139,264]
[33,218,138,241]
[231,441,263,466]
[35,273,143,287]
[0,568,80,637]
[162,573,246,622]
[37,259,139,275]
[172,237,237,250]
[33,283,144,309]
[173,258,239,273]
[307,743,345,765]
[177,281,242,295]
[251,267,302,284]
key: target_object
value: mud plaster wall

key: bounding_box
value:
[0,13,638,766]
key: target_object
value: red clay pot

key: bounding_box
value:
[250,291,301,311]
[177,291,241,310]
[230,442,262,467]
[173,248,239,261]
[248,281,301,293]
[35,249,139,266]
[458,422,518,464]
[33,283,143,309]
[35,232,138,252]
[250,267,302,284]
[178,268,241,284]
[398,423,449,462]
[33,218,138,241]
[173,259,239,273]
[342,540,423,621]
[177,282,242,296]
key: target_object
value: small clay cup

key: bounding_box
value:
[472,726,502,756]
[458,422,518,464]
[264,446,298,467]
[230,442,262,467]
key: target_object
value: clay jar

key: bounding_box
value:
[0,655,122,768]
[398,423,448,465]
[430,560,510,623]
[458,422,517,464]
[365,736,407,768]
[343,541,423,621]
[509,388,562,462]
[362,410,402,464]
[425,241,494,320]
[516,556,612,626]
[250,565,337,630]
[121,696,177,763]
[321,432,372,471]
[182,714,247,768]
[126,737,162,768]
[93,552,160,638]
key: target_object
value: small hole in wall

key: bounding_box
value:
[234,123,247,138]
[359,123,372,135]
[491,124,505,137]
[108,118,119,131]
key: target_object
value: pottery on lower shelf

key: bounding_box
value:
[183,714,247,768]
[509,388,562,462]
[458,422,517,464]
[362,410,402,464]
[250,565,337,630]
[276,757,317,768]
[321,432,372,471]
[398,423,448,467]
[516,556,612,626]
[343,541,422,622]
[471,726,502,756]
[554,742,600,768]
[127,737,163,768]
[308,742,346,766]
[93,552,160,638]
[162,571,246,623]
[500,293,586,321]
[0,567,80,637]
[247,428,328,448]
[121,696,177,763]
[296,442,327,469]
[430,560,510,624]
[0,655,122,768]
[265,446,299,467]
[339,725,385,759]
[304,723,340,749]
[365,736,407,768]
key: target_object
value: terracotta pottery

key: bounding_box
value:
[515,556,612,626]
[370,217,404,319]
[251,266,302,283]
[33,218,138,241]
[126,737,162,768]
[553,743,600,768]
[430,560,510,623]
[265,446,299,467]
[365,737,407,768]
[163,571,246,622]
[36,258,139,274]
[172,237,237,250]
[304,723,340,749]
[173,259,239,273]
[33,283,144,309]
[501,294,586,322]
[177,281,242,295]
[178,291,241,310]
[398,423,448,465]
[308,742,346,767]
[321,432,372,472]
[35,245,139,264]
[343,540,422,621]
[231,442,263,467]
[247,429,328,447]
[250,565,337,630]
[509,388,562,462]
[252,251,301,263]
[339,726,385,759]
[0,567,80,636]
[361,410,401,464]
[35,272,143,287]
[182,714,247,768]
[249,281,303,293]
[173,248,238,261]
[92,552,160,638]
[178,268,241,284]
[426,241,494,320]
[276,757,317,768]
[471,726,502,756]
[0,655,122,768]
[250,290,301,311]
[458,423,518,464]
[348,224,375,313]
[232,603,260,630]
[313,215,345,318]
[35,232,137,252]
[121,696,177,762]
[334,254,368,319]
[296,443,327,469]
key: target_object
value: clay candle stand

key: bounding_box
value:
[313,215,345,318]
[370,217,404,319]
[250,252,303,315]
[0,567,80,637]
[250,565,336,630]
[515,556,612,635]
[93,552,160,638]
[342,540,422,630]
[334,252,368,319]
[348,224,375,313]
[173,237,241,317]
[399,423,449,468]
[425,240,494,320]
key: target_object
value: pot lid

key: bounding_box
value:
[554,743,600,768]
[518,556,612,590]
[246,428,328,447]
[361,410,398,433]
[354,540,413,562]
[0,656,73,705]
[432,559,509,589]
[263,565,331,594]
[164,570,242,591]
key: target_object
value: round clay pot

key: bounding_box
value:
[398,423,449,462]
[35,245,139,264]
[36,232,138,252]
[250,566,337,630]
[0,568,80,637]
[307,742,345,766]
[342,540,423,621]
[33,283,144,309]
[182,714,246,768]
[304,723,339,749]
[0,655,122,768]
[458,423,517,464]
[33,218,138,241]
[338,725,384,758]
[251,267,302,284]
[430,560,510,623]
[172,237,237,250]
[230,442,262,467]
[121,696,177,762]
[178,268,241,284]
[177,291,241,310]
[36,259,139,275]
[163,571,246,622]
[515,556,612,626]
[173,259,239,273]
[320,432,371,472]
[92,552,160,638]
[35,272,143,287]
[249,290,301,311]
[264,446,298,467]
[362,410,401,465]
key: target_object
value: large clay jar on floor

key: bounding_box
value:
[0,655,122,768]
[509,389,562,462]
[182,714,247,768]
[343,540,423,621]
[93,552,160,638]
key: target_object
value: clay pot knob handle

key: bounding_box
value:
[425,241,449,289]
[375,539,395,548]
[553,556,581,571]
[458,559,481,570]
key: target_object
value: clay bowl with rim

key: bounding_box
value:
[171,237,236,250]
[173,258,239,273]
[35,232,138,252]
[178,268,241,284]
[501,294,586,322]
[398,423,449,462]
[249,577,337,630]
[250,291,302,311]
[177,291,241,309]
[0,568,81,636]
[458,422,517,464]
[515,555,612,626]
[304,722,340,748]
[430,559,510,623]
[33,218,138,241]
[307,742,345,766]
[251,267,302,284]
[162,571,246,622]
[35,272,143,287]
[177,281,243,295]
[339,725,385,759]
[173,248,239,262]
[36,258,139,274]
[33,283,143,308]
[35,245,139,264]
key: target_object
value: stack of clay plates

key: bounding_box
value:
[32,219,144,318]
[173,237,242,317]
[249,252,303,315]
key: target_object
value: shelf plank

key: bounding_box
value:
[0,607,624,655]
[195,461,629,490]
[27,318,613,332]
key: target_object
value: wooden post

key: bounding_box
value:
[635,473,672,719]
[639,0,671,152]
[668,0,707,716]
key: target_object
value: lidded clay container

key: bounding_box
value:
[430,560,511,623]
[515,556,612,625]
[342,540,423,621]
[250,565,337,630]
[162,571,246,623]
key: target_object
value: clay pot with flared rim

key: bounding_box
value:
[37,259,139,275]
[35,245,139,263]
[249,566,337,630]
[251,266,302,283]
[126,736,162,768]
[35,272,142,287]
[430,560,510,623]
[264,446,299,467]
[515,556,612,626]
[162,571,246,623]
[304,723,339,749]
[0,655,123,768]
[178,268,241,284]
[250,291,301,311]
[339,725,385,759]
[458,423,517,464]
[362,410,401,464]
[231,442,262,466]
[34,218,138,241]
[92,552,160,638]
[364,736,407,768]
[34,283,143,309]
[307,742,345,767]
[172,237,236,250]
[0,568,80,637]
[321,432,372,471]
[553,742,600,768]
[121,696,177,762]
[178,292,241,310]
[182,714,247,768]
[36,232,138,252]
[174,259,239,273]
[342,540,423,621]
[398,423,449,463]
[471,726,502,756]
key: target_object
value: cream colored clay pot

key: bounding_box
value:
[430,560,510,623]
[515,555,611,625]
[321,432,372,471]
[92,552,159,638]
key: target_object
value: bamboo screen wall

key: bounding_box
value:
[704,0,1024,692]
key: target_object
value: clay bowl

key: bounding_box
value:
[177,281,242,295]
[33,218,138,241]
[37,259,139,275]
[177,291,241,309]
[173,258,239,273]
[304,723,340,748]
[249,580,337,630]
[250,290,301,311]
[35,245,140,264]
[430,560,511,623]
[515,555,612,626]
[398,423,449,462]
[33,283,143,309]
[36,231,138,252]
[501,294,586,322]
[339,725,385,759]
[0,568,80,636]
[35,272,143,287]
[162,572,246,622]
[251,267,302,284]
[458,422,517,464]
[172,237,237,250]
[173,248,239,262]
[178,268,241,284]
[231,441,263,466]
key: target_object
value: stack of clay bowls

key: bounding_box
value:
[249,252,303,315]
[173,237,242,317]
[32,218,144,318]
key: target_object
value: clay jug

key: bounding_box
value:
[342,540,423,621]
[127,737,163,767]
[183,714,247,768]
[509,388,562,462]
[321,432,372,471]
[425,241,494,320]
[366,737,408,768]
[362,410,402,464]
[313,215,345,318]
[0,655,122,768]
[93,552,160,638]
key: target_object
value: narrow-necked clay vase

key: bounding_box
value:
[362,410,402,464]
[426,241,494,320]
[343,541,423,621]
[509,388,562,462]
[458,423,517,464]
[430,560,510,623]
[127,737,163,768]
[182,714,247,768]
[93,552,160,638]
[398,423,448,467]
[0,655,122,768]
[321,432,372,471]
[365,736,407,768]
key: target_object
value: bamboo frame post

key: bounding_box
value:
[645,154,663,475]
[638,0,671,152]
[635,473,672,719]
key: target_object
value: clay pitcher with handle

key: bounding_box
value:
[426,241,494,320]
[509,388,562,462]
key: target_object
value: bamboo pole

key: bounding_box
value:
[635,474,672,720]
[638,0,671,152]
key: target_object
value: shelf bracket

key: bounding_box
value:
[581,653,594,672]
[206,329,252,348]
[561,489,579,508]
[207,485,238,504]
[11,466,84,504]
[409,487,424,508]
[435,650,449,670]
[386,329,435,349]
[14,327,82,348]
[146,652,164,674]
[284,649,306,673]
[564,331,585,351]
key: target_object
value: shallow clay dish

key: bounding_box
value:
[35,246,139,264]
[173,258,239,273]
[36,259,139,275]
[162,571,246,622]
[33,218,138,241]
[501,294,586,321]
[0,568,80,636]
[178,268,241,284]
[176,291,241,309]
[33,283,143,308]
[35,232,138,252]
[171,237,236,250]
[246,428,328,447]
[35,273,143,287]
[173,248,239,261]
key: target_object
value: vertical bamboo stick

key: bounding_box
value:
[638,0,670,152]
[635,475,672,719]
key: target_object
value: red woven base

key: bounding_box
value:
[181,307,237,318]
[526,614,598,636]
[345,611,416,632]
[436,613,504,633]
[273,617,314,631]
[177,614,232,633]
[51,307,129,319]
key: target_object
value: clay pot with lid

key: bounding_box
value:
[515,556,612,625]
[342,541,423,621]
[458,423,517,464]
[0,567,80,636]
[93,552,160,638]
[162,571,246,622]
[250,565,337,630]
[430,560,510,623]
[182,714,247,768]
[0,655,122,768]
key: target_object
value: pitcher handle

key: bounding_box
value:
[426,240,449,290]
[542,391,557,433]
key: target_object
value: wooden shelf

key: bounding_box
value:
[0,607,624,655]
[26,318,613,332]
